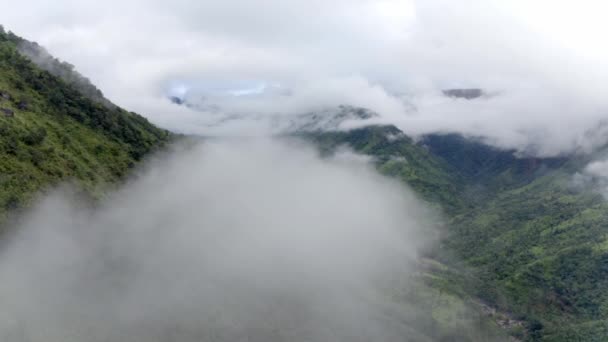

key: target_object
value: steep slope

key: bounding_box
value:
[12,31,114,108]
[421,134,567,189]
[420,134,569,207]
[447,169,608,341]
[308,122,608,341]
[0,27,170,221]
[423,136,608,341]
[302,125,466,213]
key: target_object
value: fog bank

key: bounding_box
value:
[0,139,438,341]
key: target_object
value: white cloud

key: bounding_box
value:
[1,0,607,155]
[573,158,608,199]
[0,139,438,341]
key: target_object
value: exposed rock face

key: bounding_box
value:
[442,88,483,99]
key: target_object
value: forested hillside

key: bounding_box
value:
[309,125,608,341]
[0,27,170,222]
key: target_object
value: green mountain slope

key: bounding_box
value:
[0,27,170,221]
[302,125,466,213]
[421,134,568,201]
[448,169,608,341]
[309,125,608,341]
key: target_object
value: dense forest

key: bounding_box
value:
[309,126,608,341]
[0,26,170,222]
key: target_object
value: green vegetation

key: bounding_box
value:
[303,126,466,213]
[447,171,608,341]
[0,27,170,222]
[310,126,608,341]
[13,35,110,107]
[404,258,513,341]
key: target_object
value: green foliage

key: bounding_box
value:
[421,134,568,204]
[302,126,466,213]
[0,28,170,223]
[309,127,608,340]
[446,172,608,340]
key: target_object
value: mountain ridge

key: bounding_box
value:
[0,27,170,222]
[308,122,608,341]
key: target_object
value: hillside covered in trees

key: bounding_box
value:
[308,125,608,341]
[0,26,170,222]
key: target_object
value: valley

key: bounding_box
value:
[1,20,607,342]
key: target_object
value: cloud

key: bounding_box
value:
[573,158,608,198]
[1,0,607,155]
[0,138,445,341]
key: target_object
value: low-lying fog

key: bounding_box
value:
[0,138,441,342]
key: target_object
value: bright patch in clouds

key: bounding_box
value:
[499,0,608,59]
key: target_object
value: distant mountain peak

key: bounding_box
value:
[284,105,378,132]
[442,88,484,100]
[168,96,184,105]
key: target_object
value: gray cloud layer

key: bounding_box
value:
[0,139,440,341]
[1,0,607,155]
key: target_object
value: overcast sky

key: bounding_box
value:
[1,0,607,155]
